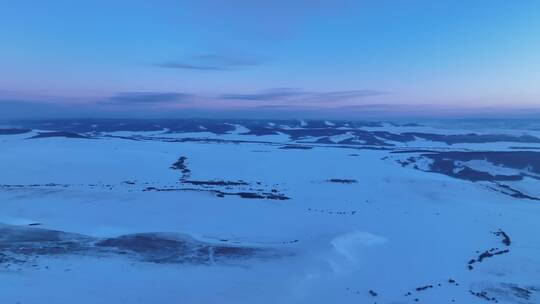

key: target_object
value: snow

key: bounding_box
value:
[327,132,355,143]
[225,123,250,134]
[455,160,518,176]
[502,177,540,198]
[1,120,540,304]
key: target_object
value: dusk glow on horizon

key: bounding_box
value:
[1,0,539,118]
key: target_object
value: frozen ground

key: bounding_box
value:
[1,119,540,303]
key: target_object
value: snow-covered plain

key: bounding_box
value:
[1,119,540,304]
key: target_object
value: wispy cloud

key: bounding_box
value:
[103,92,193,105]
[219,88,387,102]
[220,88,305,101]
[155,54,261,71]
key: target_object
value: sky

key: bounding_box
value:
[1,0,539,119]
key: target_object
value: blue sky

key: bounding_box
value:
[1,0,539,118]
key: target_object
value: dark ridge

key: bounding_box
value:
[215,191,290,200]
[469,290,498,302]
[283,128,389,146]
[501,283,534,301]
[402,151,540,182]
[0,128,31,135]
[11,119,237,134]
[401,123,423,127]
[170,156,188,171]
[30,131,88,139]
[390,149,440,154]
[468,249,509,267]
[11,119,379,134]
[423,157,519,182]
[218,191,260,199]
[396,158,414,167]
[182,180,249,186]
[11,119,540,147]
[142,187,290,200]
[241,127,280,136]
[263,193,291,200]
[279,145,313,150]
[170,156,191,178]
[370,131,416,142]
[509,146,540,150]
[493,229,511,246]
[101,135,142,141]
[453,167,521,182]
[493,184,540,201]
[96,234,186,254]
[326,179,358,184]
[0,225,271,266]
[0,226,64,243]
[467,231,513,271]
[403,132,540,145]
[1,183,70,188]
[478,249,509,262]
[424,151,540,174]
[280,127,345,140]
[416,285,434,291]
